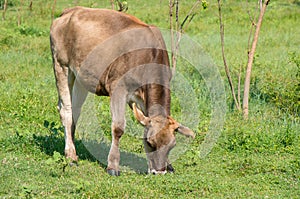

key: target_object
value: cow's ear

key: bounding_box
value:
[176,125,195,139]
[132,103,150,126]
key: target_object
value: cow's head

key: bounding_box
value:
[132,103,195,174]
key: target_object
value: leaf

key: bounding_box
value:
[53,151,63,162]
[45,158,54,165]
[201,0,208,10]
[44,120,49,128]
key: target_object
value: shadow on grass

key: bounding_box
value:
[33,133,148,174]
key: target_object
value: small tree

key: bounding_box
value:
[217,0,271,119]
[2,0,8,20]
[110,0,128,12]
[243,0,270,119]
[51,0,57,21]
[168,0,208,73]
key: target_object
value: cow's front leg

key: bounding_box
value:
[107,93,126,176]
[107,121,124,176]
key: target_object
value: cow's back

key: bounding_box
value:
[50,6,149,70]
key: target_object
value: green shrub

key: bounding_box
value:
[19,25,47,37]
[255,52,300,117]
[222,112,299,154]
[0,0,18,9]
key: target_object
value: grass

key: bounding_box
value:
[0,0,299,198]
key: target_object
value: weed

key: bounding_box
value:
[19,25,47,37]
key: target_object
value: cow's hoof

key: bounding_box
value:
[65,156,78,167]
[107,169,120,176]
[69,161,78,167]
[167,164,175,173]
[65,150,78,163]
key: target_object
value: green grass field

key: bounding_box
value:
[0,0,299,198]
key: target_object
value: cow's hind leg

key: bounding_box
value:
[107,91,127,176]
[53,59,78,162]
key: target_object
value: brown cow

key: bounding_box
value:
[50,6,195,176]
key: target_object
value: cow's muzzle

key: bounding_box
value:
[148,164,174,175]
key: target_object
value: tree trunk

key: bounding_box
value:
[2,0,8,20]
[111,0,115,10]
[51,0,57,21]
[217,0,241,111]
[243,0,270,119]
[29,1,33,11]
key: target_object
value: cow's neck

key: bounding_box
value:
[145,84,170,118]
